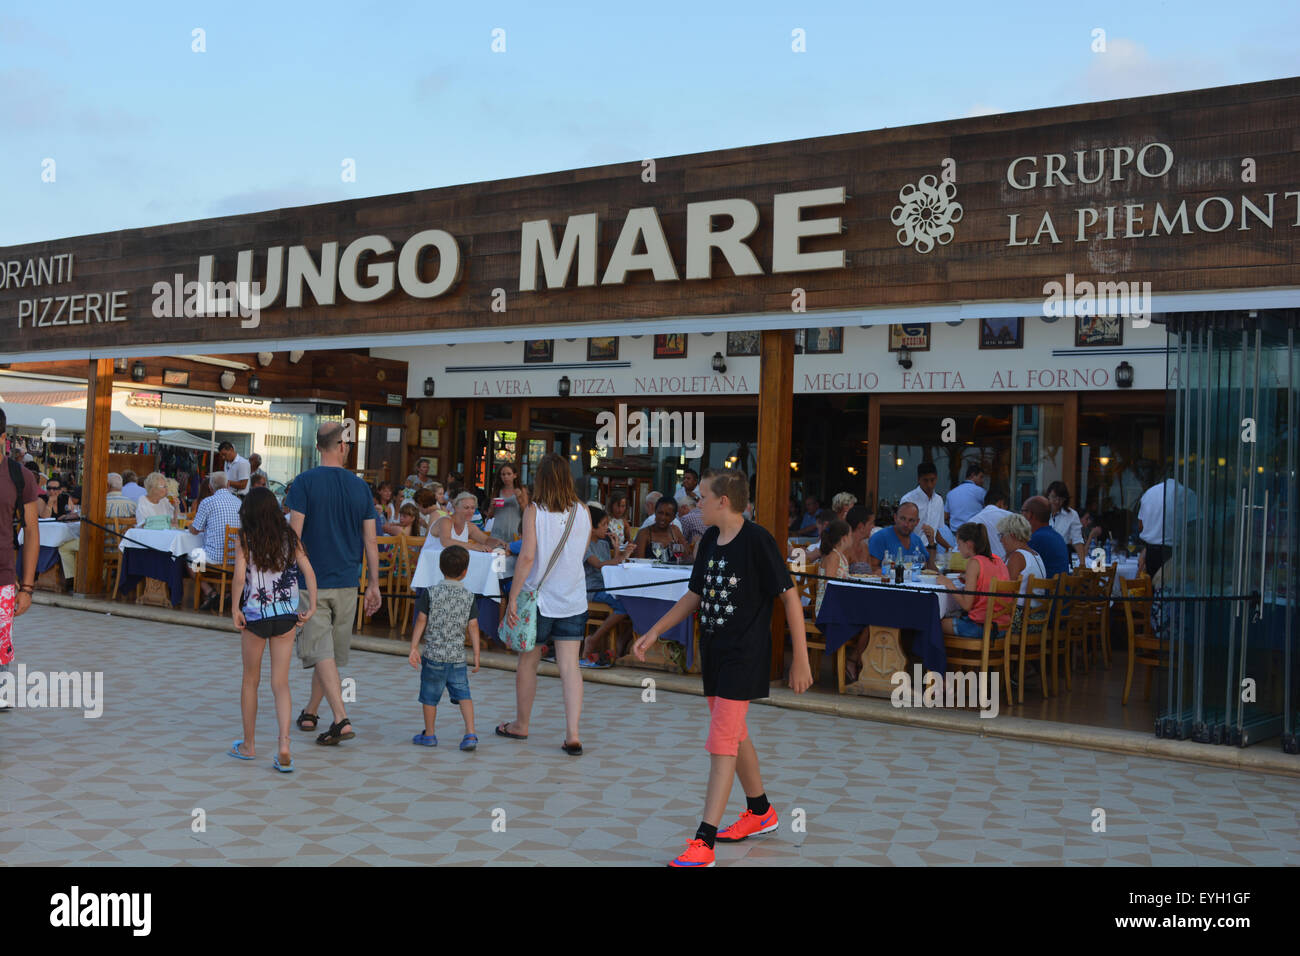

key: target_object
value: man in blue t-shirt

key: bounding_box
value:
[868,501,934,573]
[285,421,381,746]
[1021,495,1069,578]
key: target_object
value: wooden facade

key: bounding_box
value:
[3,78,1299,359]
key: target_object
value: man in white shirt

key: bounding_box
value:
[219,442,250,496]
[968,503,1016,560]
[673,468,700,510]
[1138,477,1198,577]
[900,461,953,552]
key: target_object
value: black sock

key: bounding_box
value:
[747,793,771,816]
[695,822,717,849]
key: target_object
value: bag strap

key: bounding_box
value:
[535,504,578,591]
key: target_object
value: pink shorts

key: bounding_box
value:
[705,696,750,756]
[0,584,14,666]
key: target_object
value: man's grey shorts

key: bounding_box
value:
[296,587,357,669]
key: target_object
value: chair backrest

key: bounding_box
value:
[1021,574,1057,636]
[986,578,1020,635]
[1121,573,1155,643]
[223,525,240,566]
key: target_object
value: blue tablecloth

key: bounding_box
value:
[616,595,695,668]
[816,583,947,675]
[118,549,187,607]
[36,546,60,574]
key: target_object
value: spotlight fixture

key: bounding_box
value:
[248,374,261,395]
[896,347,912,370]
[256,352,273,367]
[558,375,571,397]
[220,370,236,391]
[1115,360,1134,388]
[711,351,727,374]
[130,361,145,381]
[114,357,128,372]
[423,377,435,397]
[288,350,305,364]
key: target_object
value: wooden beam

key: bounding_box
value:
[75,358,113,595]
[756,330,795,682]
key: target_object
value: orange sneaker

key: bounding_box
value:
[668,838,716,867]
[716,807,779,842]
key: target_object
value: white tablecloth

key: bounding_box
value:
[602,561,692,602]
[19,520,79,548]
[826,577,958,618]
[119,528,203,557]
[411,544,514,595]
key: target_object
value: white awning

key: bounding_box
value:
[0,403,155,441]
[153,429,214,452]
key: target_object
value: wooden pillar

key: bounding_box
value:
[757,330,795,681]
[75,359,113,595]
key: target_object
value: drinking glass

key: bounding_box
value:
[651,543,665,562]
[671,542,684,563]
[935,550,949,574]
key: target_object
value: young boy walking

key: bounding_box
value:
[408,545,482,751]
[634,469,812,867]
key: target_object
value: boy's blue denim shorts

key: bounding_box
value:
[419,659,471,705]
[535,610,588,643]
[592,590,627,615]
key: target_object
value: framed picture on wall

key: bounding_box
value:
[654,333,687,358]
[804,327,844,354]
[888,324,931,352]
[524,339,554,363]
[587,336,619,361]
[726,330,760,356]
[1075,314,1123,347]
[162,369,190,387]
[979,317,1023,349]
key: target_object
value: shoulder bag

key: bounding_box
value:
[498,504,578,652]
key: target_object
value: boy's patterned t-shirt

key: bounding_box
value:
[688,520,792,701]
[415,580,480,663]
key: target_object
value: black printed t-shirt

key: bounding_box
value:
[688,520,793,701]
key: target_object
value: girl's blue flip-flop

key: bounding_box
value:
[272,754,293,772]
[228,740,254,760]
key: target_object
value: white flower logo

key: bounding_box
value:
[890,174,963,254]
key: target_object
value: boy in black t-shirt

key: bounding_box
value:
[634,468,812,868]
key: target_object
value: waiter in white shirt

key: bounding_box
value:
[1137,477,1197,577]
[218,441,251,497]
[900,461,953,552]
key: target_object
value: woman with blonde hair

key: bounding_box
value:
[134,472,177,528]
[831,492,857,522]
[431,492,504,551]
[496,453,592,755]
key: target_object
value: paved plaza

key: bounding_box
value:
[2,605,1297,866]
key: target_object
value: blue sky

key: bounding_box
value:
[2,0,1296,245]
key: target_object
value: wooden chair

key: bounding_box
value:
[1121,573,1163,705]
[942,578,1018,705]
[394,534,425,633]
[104,516,131,598]
[192,525,239,614]
[585,601,621,658]
[356,536,400,629]
[1048,571,1093,689]
[1078,565,1117,670]
[794,567,847,694]
[1007,575,1057,704]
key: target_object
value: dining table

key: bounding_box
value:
[601,560,696,668]
[118,527,204,607]
[19,519,80,575]
[410,543,515,639]
[816,575,955,696]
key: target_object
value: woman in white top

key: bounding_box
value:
[1046,481,1086,567]
[433,492,504,552]
[134,472,177,527]
[498,453,592,755]
[997,513,1047,639]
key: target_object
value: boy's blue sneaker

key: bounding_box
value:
[412,732,437,746]
[460,734,478,751]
